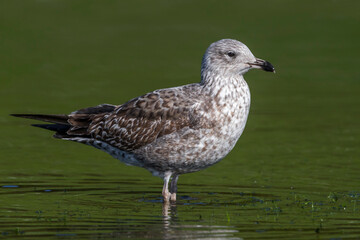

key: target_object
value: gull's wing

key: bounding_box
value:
[12,84,208,151]
[72,84,206,151]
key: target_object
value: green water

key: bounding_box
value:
[1,0,360,239]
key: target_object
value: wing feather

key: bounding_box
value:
[88,84,205,151]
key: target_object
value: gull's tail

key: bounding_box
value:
[11,114,69,124]
[11,104,116,140]
[11,113,76,138]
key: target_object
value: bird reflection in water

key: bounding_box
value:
[161,201,242,240]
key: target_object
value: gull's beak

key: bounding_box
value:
[248,58,275,73]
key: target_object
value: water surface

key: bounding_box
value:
[1,1,359,239]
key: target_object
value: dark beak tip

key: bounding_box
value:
[263,61,275,73]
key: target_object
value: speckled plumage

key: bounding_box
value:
[12,39,274,202]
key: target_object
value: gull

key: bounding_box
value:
[12,39,275,202]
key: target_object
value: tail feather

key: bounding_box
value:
[32,123,70,132]
[11,104,115,140]
[11,113,90,139]
[11,114,69,125]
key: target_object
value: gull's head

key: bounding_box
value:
[201,39,275,80]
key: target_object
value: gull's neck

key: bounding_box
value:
[200,69,247,97]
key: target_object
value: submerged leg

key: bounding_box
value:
[170,174,179,202]
[162,172,172,202]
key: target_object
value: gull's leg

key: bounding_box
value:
[162,172,172,202]
[170,174,179,202]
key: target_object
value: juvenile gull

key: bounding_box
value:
[12,39,274,202]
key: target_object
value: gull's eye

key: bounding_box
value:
[226,51,236,58]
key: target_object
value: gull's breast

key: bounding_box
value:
[132,77,251,174]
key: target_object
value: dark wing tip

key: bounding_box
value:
[10,113,69,124]
[31,124,70,132]
[11,113,26,117]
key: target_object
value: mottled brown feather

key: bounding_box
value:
[85,84,207,151]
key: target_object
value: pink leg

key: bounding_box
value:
[162,172,172,202]
[170,174,179,202]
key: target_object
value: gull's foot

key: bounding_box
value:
[170,193,176,202]
[162,189,171,202]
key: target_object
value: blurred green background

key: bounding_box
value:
[0,0,359,239]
